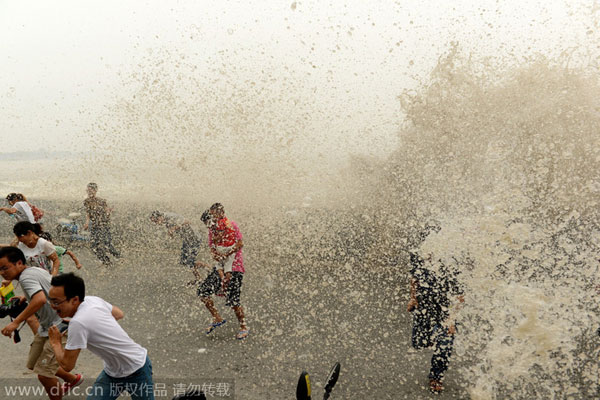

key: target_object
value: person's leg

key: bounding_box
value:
[37,333,81,390]
[198,269,223,321]
[37,375,62,400]
[26,333,45,371]
[103,227,120,258]
[32,336,64,399]
[198,268,227,334]
[86,371,122,400]
[428,324,455,390]
[227,273,248,339]
[126,356,155,400]
[30,336,62,399]
[201,297,224,323]
[232,306,247,329]
[180,239,199,268]
[90,229,110,264]
[180,241,189,267]
[411,308,433,349]
[55,367,79,385]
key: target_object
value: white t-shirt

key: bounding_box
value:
[18,238,56,274]
[13,201,35,223]
[65,296,148,378]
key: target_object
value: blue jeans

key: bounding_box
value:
[87,356,155,400]
[428,324,455,382]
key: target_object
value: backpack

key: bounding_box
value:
[28,203,44,222]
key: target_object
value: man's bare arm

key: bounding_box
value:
[111,305,124,320]
[48,326,81,372]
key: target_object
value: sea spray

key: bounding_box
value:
[361,47,600,398]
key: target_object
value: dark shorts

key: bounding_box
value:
[197,268,244,307]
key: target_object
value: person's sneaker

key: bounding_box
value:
[62,373,83,394]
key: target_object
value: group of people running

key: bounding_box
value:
[0,182,465,398]
[149,203,249,340]
[0,182,248,399]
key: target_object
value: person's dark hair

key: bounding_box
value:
[33,223,43,235]
[6,193,18,202]
[51,273,85,302]
[209,203,224,213]
[150,210,163,221]
[13,221,42,237]
[15,193,26,201]
[87,182,98,191]
[201,210,212,224]
[0,246,26,265]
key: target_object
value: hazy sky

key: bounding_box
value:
[1,0,599,203]
[2,0,596,152]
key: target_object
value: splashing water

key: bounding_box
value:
[356,46,600,398]
[4,3,600,398]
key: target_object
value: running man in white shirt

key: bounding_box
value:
[0,247,82,400]
[48,273,155,400]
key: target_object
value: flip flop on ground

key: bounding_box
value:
[206,320,227,335]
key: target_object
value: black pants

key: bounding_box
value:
[180,238,201,268]
[90,226,120,264]
[411,308,455,382]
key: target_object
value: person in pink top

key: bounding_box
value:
[196,204,248,340]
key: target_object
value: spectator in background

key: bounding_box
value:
[149,210,202,270]
[83,183,120,266]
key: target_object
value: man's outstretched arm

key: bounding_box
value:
[48,325,81,372]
